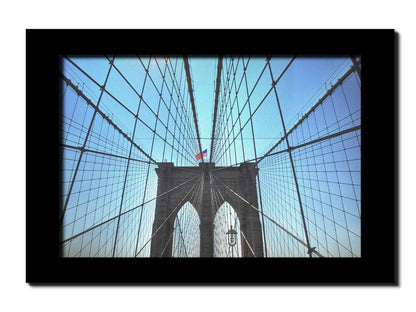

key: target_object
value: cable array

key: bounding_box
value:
[60,55,361,258]
[210,174,242,257]
[60,56,202,257]
[258,60,361,257]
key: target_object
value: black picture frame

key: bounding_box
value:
[26,29,397,285]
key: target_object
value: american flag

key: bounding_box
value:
[196,149,207,161]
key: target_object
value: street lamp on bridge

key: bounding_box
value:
[226,225,237,247]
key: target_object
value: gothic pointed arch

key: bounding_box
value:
[213,201,242,257]
[171,202,200,257]
[150,162,264,257]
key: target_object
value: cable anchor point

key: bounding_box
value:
[307,247,317,256]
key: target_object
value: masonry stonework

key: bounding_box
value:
[150,162,264,257]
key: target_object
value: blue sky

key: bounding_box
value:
[62,55,354,164]
[61,55,361,257]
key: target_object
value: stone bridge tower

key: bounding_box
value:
[150,162,264,257]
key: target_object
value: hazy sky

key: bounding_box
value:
[61,55,360,258]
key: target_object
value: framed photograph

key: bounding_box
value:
[26,29,397,284]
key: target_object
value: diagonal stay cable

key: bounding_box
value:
[257,59,361,164]
[109,55,198,164]
[135,173,204,257]
[60,143,152,164]
[227,56,295,153]
[160,229,175,257]
[239,230,256,258]
[214,56,296,164]
[209,175,236,256]
[210,124,362,173]
[63,56,198,167]
[162,57,200,159]
[172,217,189,257]
[62,58,194,166]
[63,56,136,117]
[209,172,256,257]
[210,173,324,257]
[209,172,252,256]
[60,73,156,164]
[169,172,204,257]
[112,56,153,257]
[59,57,115,227]
[60,173,200,245]
[61,73,200,170]
[171,210,192,258]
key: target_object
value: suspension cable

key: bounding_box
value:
[209,174,256,257]
[211,173,324,257]
[183,56,204,162]
[135,173,204,257]
[59,57,116,228]
[258,59,361,164]
[209,56,223,162]
[60,173,200,245]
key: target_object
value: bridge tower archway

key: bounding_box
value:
[150,162,264,257]
[213,201,242,257]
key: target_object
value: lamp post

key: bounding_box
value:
[226,225,237,257]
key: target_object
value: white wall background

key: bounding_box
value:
[0,1,413,311]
